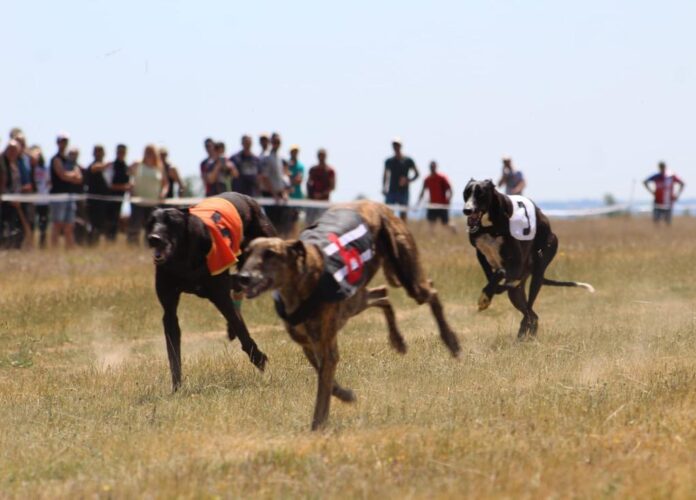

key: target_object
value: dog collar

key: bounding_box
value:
[273,290,321,326]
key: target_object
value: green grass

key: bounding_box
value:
[1,217,696,498]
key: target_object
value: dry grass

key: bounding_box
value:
[1,216,696,498]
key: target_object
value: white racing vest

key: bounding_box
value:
[507,195,537,241]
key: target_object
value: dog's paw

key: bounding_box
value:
[333,386,356,403]
[478,292,492,311]
[251,351,268,371]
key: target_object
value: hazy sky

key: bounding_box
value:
[3,0,694,203]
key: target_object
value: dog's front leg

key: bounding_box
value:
[157,283,183,391]
[210,291,268,371]
[310,330,339,431]
[502,240,524,288]
[476,250,499,310]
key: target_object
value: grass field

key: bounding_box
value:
[1,216,696,498]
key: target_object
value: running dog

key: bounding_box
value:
[462,179,594,338]
[146,192,276,391]
[234,200,461,430]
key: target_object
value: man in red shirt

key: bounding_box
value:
[418,160,455,233]
[643,161,685,225]
[305,148,336,225]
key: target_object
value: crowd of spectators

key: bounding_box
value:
[199,132,337,236]
[0,128,338,249]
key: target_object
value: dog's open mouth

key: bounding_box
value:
[245,277,273,299]
[466,211,482,233]
[153,248,166,265]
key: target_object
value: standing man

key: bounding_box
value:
[230,135,259,197]
[306,148,336,225]
[286,144,304,234]
[104,144,131,241]
[258,133,270,158]
[497,156,525,195]
[85,144,110,244]
[383,137,419,221]
[258,132,288,233]
[287,145,304,200]
[643,161,685,225]
[418,160,455,233]
[199,138,215,194]
[49,133,83,249]
[0,140,31,248]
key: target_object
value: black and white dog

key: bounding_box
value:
[462,179,594,338]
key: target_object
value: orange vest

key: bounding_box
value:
[190,197,243,275]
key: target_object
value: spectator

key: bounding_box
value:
[284,145,304,234]
[306,148,336,225]
[29,145,50,248]
[497,157,525,195]
[200,138,216,196]
[49,133,83,249]
[0,140,31,248]
[202,141,236,196]
[85,145,110,243]
[12,133,34,240]
[259,133,270,157]
[68,148,91,246]
[643,161,685,225]
[418,160,456,233]
[160,147,185,198]
[127,144,169,244]
[13,133,33,193]
[104,144,131,241]
[259,132,289,232]
[288,145,304,199]
[230,135,259,197]
[383,137,419,221]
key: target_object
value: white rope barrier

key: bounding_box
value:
[0,193,692,218]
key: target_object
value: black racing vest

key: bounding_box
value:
[300,209,374,302]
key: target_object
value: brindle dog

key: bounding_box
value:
[234,200,461,430]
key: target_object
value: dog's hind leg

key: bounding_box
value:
[366,294,407,354]
[210,292,268,372]
[507,285,536,339]
[302,346,356,403]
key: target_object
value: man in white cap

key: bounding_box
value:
[382,137,419,221]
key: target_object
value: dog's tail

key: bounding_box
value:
[377,210,423,298]
[542,278,595,293]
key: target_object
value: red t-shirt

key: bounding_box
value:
[423,173,451,204]
[646,172,683,206]
[307,165,335,200]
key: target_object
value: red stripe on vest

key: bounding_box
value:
[327,232,363,285]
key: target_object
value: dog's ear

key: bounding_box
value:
[287,240,306,271]
[484,179,495,189]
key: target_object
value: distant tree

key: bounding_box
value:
[603,193,617,206]
[603,192,623,218]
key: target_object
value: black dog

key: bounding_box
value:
[146,192,276,390]
[462,179,594,338]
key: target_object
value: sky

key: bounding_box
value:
[2,0,695,203]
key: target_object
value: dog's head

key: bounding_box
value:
[234,237,307,299]
[462,179,495,233]
[146,208,189,265]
